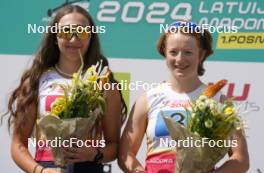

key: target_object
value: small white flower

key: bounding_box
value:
[205,120,213,128]
[191,113,196,118]
[236,126,241,130]
[205,99,211,106]
[211,109,218,116]
[198,102,206,111]
[209,103,217,111]
[198,95,207,102]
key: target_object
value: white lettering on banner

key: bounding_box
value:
[226,2,239,14]
[199,18,264,30]
[211,2,223,13]
[97,1,120,22]
[199,1,209,13]
[199,1,264,14]
[146,2,170,24]
[96,1,263,31]
[198,1,264,30]
[170,3,192,21]
[121,2,145,23]
[96,1,192,24]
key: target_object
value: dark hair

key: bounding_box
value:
[157,24,214,76]
[2,5,127,135]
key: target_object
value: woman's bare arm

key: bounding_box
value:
[118,93,148,173]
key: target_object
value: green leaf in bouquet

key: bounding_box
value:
[49,50,108,120]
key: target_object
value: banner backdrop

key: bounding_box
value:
[89,0,264,61]
[0,1,263,173]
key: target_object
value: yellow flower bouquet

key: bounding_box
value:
[37,52,109,171]
[162,80,244,173]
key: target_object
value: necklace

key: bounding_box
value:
[55,64,73,78]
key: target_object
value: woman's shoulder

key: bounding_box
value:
[146,82,169,95]
[39,68,60,89]
[40,67,57,79]
[140,82,168,111]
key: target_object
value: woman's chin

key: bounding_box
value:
[65,50,83,59]
[66,49,81,54]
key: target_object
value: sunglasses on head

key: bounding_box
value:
[57,25,91,40]
[168,21,202,33]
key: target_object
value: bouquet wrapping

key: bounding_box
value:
[37,111,99,168]
[162,80,244,173]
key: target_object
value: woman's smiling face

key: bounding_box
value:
[57,12,91,63]
[165,32,203,80]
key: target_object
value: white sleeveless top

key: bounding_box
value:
[38,69,72,118]
[35,69,72,161]
[144,82,221,173]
